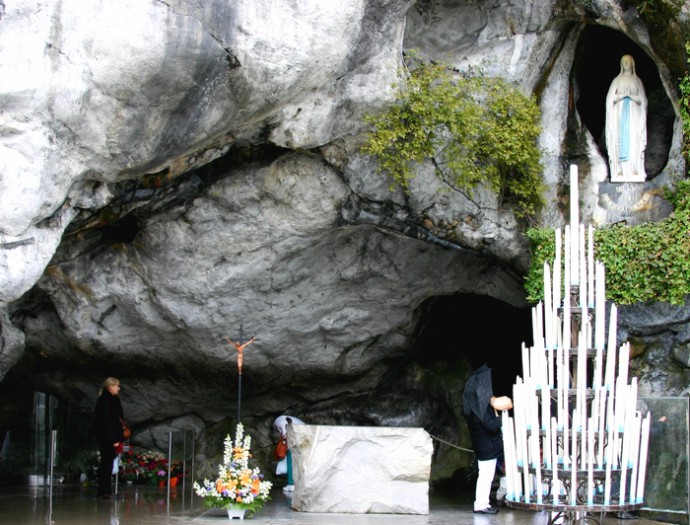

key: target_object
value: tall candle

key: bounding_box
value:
[570,408,578,504]
[544,262,553,350]
[596,388,605,469]
[629,413,641,505]
[588,225,595,307]
[553,228,562,357]
[618,399,631,505]
[521,395,531,504]
[588,417,595,505]
[570,165,579,285]
[618,341,630,388]
[557,345,564,431]
[604,415,614,505]
[604,304,618,389]
[551,417,559,505]
[542,386,552,468]
[564,224,571,313]
[531,390,543,504]
[579,224,587,307]
[502,412,517,502]
[594,261,606,351]
[636,413,651,504]
[522,344,530,385]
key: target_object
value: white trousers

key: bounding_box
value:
[474,458,496,511]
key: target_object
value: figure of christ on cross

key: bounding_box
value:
[225,336,256,375]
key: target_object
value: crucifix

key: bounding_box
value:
[225,324,256,425]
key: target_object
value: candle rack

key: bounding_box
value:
[502,166,650,525]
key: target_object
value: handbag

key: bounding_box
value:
[121,418,131,440]
[274,435,288,460]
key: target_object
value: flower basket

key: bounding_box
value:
[226,505,246,519]
[194,423,272,518]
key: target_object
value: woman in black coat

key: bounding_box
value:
[93,377,124,499]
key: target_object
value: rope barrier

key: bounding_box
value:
[429,433,474,453]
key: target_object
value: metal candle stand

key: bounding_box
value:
[502,166,651,525]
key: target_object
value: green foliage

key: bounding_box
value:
[525,180,690,306]
[362,56,545,218]
[524,228,556,303]
[679,42,690,165]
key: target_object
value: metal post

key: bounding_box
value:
[48,429,57,517]
[190,429,195,501]
[167,431,173,510]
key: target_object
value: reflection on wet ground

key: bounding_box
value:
[0,483,671,525]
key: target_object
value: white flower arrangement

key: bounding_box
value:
[193,423,272,515]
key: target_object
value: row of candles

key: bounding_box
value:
[501,165,651,508]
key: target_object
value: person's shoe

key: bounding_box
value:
[474,506,499,514]
[282,485,294,494]
[615,511,638,520]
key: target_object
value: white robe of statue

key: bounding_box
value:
[605,54,647,182]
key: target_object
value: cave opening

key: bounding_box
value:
[573,25,675,178]
[413,293,532,397]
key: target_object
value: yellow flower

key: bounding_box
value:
[239,470,252,486]
[233,446,244,460]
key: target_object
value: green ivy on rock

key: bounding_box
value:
[361,55,545,219]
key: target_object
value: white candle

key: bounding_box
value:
[570,408,578,504]
[520,390,531,504]
[570,165,579,285]
[629,413,641,505]
[531,388,543,504]
[557,345,564,430]
[597,388,607,469]
[579,224,587,307]
[594,261,606,351]
[588,416,595,505]
[564,224,571,307]
[562,351,570,469]
[636,414,651,504]
[551,417,559,505]
[576,335,586,458]
[542,386,552,467]
[544,262,553,350]
[588,225,595,307]
[553,229,562,362]
[502,412,517,502]
[618,341,630,389]
[604,379,617,505]
[618,397,631,505]
[522,344,530,385]
[604,304,618,389]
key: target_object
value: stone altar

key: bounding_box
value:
[288,425,433,514]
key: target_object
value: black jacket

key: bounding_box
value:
[93,391,124,446]
[463,364,504,461]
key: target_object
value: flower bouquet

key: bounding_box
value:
[194,423,272,517]
[119,450,145,482]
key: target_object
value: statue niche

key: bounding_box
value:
[605,54,647,183]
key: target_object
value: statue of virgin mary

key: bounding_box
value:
[605,54,647,182]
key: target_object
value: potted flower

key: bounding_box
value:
[193,423,272,519]
[119,450,143,484]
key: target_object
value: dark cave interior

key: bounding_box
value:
[413,293,532,398]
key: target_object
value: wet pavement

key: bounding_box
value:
[0,482,671,525]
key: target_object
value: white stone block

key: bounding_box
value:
[289,425,432,514]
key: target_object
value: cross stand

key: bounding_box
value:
[225,324,256,426]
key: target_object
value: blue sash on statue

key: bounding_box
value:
[618,97,631,161]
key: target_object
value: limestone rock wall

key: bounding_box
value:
[1,0,689,483]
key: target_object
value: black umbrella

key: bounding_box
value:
[463,363,493,420]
